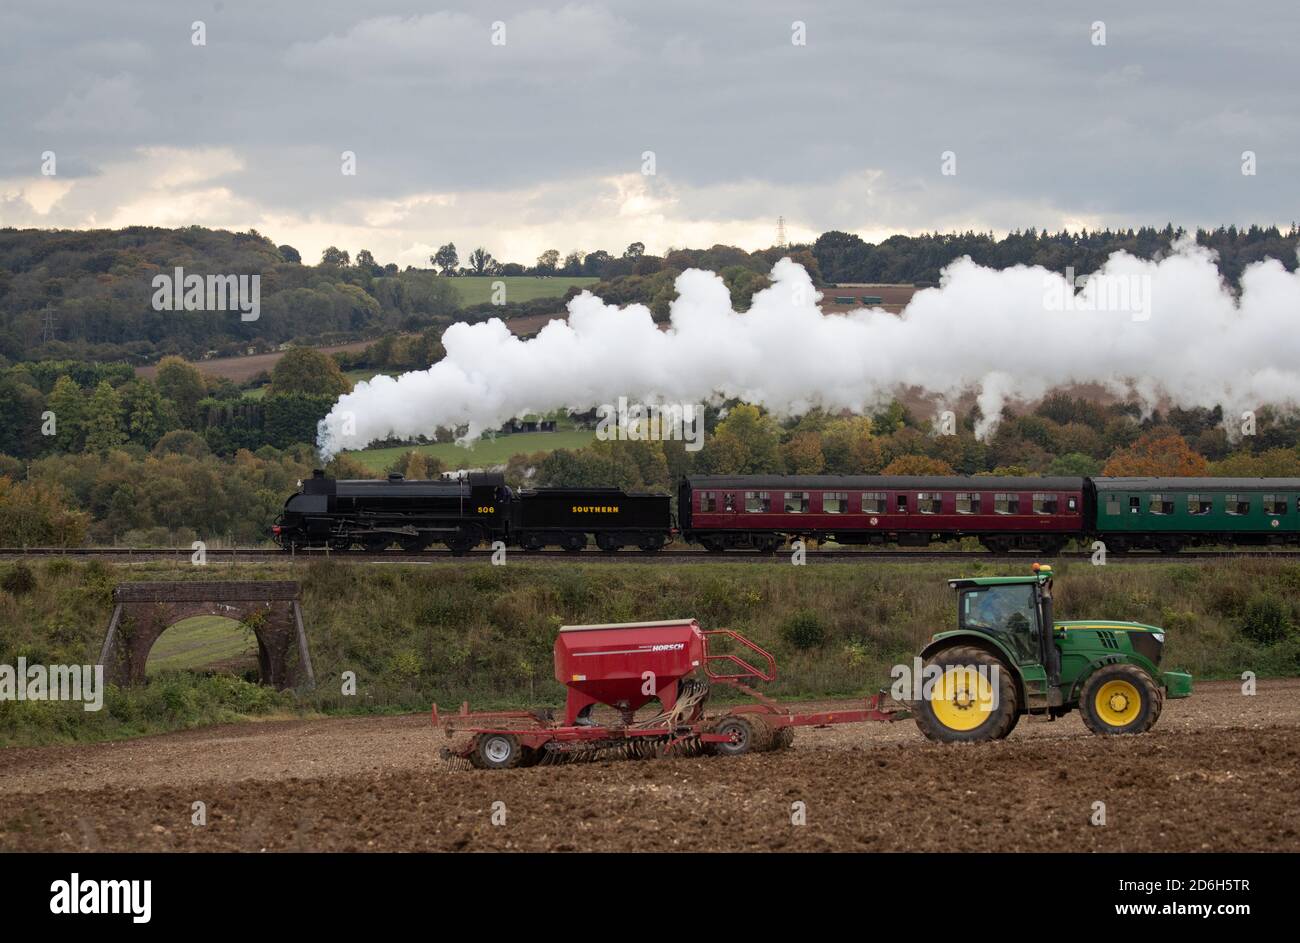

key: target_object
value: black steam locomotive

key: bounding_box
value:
[272,470,672,555]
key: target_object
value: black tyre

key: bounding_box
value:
[470,733,525,769]
[913,645,1019,743]
[1079,664,1162,735]
[707,714,773,757]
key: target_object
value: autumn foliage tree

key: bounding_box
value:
[1101,430,1209,477]
[880,455,956,476]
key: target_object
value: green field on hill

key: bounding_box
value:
[145,616,257,675]
[447,276,597,306]
[347,428,595,472]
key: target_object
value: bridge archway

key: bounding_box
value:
[98,582,315,690]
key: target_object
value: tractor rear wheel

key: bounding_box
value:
[470,733,525,769]
[913,645,1019,743]
[708,714,773,757]
[1079,664,1162,735]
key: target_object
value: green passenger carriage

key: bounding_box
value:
[1091,477,1300,552]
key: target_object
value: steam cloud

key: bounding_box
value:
[317,238,1300,459]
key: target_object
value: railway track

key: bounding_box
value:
[4,546,1300,564]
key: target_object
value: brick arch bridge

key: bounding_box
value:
[97,581,315,689]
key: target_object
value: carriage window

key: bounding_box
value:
[1264,494,1287,515]
[1148,493,1173,515]
[862,492,887,513]
[1226,493,1250,515]
[1187,494,1212,516]
[917,492,942,514]
[745,491,771,513]
[1066,496,1077,511]
[724,492,736,512]
[994,493,1020,514]
[955,492,981,514]
[823,491,847,514]
[700,492,717,512]
[784,491,809,513]
[1129,496,1140,514]
[1032,493,1058,515]
[896,494,909,513]
[1105,494,1120,516]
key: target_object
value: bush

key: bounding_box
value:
[1241,594,1292,644]
[780,611,828,650]
[0,562,35,596]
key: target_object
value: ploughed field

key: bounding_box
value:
[1,679,1296,852]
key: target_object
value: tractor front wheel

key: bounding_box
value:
[913,645,1019,743]
[1079,665,1162,735]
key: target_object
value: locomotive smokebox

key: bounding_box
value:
[554,620,704,724]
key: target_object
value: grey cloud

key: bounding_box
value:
[1,0,1298,256]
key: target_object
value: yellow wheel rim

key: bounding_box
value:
[929,666,996,731]
[1094,679,1142,727]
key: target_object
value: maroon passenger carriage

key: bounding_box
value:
[678,475,1086,553]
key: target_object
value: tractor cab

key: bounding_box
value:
[948,563,1060,683]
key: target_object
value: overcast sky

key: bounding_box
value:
[1,1,1297,267]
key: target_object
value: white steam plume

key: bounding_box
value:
[317,238,1300,459]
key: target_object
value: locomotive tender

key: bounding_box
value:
[274,470,1300,554]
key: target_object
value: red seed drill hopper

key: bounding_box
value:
[434,618,908,769]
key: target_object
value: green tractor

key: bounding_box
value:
[911,564,1192,742]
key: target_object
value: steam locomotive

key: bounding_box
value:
[273,471,1300,554]
[272,470,671,555]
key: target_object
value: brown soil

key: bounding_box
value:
[1,679,1296,852]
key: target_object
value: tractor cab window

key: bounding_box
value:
[960,585,1039,661]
